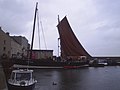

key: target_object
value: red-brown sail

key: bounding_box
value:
[57,16,91,60]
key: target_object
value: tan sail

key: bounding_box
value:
[57,16,91,60]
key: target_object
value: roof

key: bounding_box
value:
[12,69,33,73]
[29,49,53,52]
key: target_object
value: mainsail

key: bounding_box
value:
[57,16,91,60]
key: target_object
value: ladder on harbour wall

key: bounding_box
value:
[0,63,8,90]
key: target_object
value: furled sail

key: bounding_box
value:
[57,16,91,60]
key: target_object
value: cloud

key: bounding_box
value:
[0,0,120,56]
[65,0,120,56]
[0,0,34,35]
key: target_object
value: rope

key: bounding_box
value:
[37,10,47,50]
[40,20,47,50]
[37,11,41,49]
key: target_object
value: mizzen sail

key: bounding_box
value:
[57,16,91,60]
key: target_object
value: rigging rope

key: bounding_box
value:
[37,11,41,49]
[40,20,47,50]
[37,10,47,50]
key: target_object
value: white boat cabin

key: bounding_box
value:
[8,69,35,86]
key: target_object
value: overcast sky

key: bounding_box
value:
[0,0,120,57]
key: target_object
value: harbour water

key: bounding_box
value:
[34,66,120,90]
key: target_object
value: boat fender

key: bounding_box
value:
[52,82,57,85]
[20,81,26,86]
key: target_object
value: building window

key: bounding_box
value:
[3,47,6,51]
[4,40,6,44]
[8,51,10,54]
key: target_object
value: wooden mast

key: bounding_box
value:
[30,2,38,59]
[57,15,60,57]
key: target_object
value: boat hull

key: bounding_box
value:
[89,64,105,67]
[12,59,88,67]
[7,82,35,90]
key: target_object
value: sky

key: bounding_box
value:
[0,0,120,57]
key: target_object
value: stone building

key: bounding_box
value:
[11,36,29,58]
[11,36,28,50]
[0,27,29,59]
[10,37,22,59]
[0,27,53,60]
[0,27,11,59]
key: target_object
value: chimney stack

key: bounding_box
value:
[6,32,10,36]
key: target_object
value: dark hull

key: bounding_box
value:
[7,82,35,90]
[12,59,88,67]
[89,64,105,67]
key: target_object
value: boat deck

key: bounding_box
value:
[13,64,89,69]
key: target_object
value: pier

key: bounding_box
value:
[0,63,8,90]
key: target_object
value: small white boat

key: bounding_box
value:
[7,69,37,90]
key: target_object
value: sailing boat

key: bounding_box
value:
[13,16,91,68]
[11,7,91,68]
[7,2,38,90]
[57,16,91,68]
